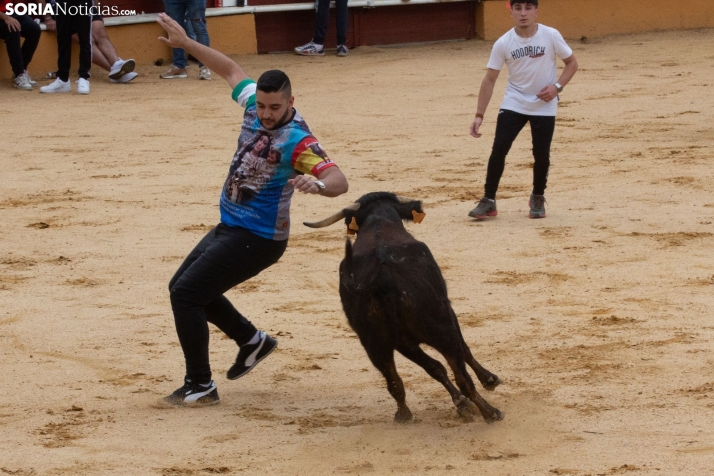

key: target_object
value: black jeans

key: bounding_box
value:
[484,109,556,199]
[56,0,93,81]
[0,14,41,76]
[313,0,348,45]
[168,224,287,383]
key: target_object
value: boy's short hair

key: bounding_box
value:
[510,0,538,7]
[257,70,292,98]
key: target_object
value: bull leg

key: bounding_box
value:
[452,311,502,390]
[367,350,413,423]
[462,343,502,391]
[443,355,504,424]
[395,344,476,423]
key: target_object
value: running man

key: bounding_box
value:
[469,0,578,219]
[156,13,349,406]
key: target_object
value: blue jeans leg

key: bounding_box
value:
[163,0,188,68]
[187,0,210,67]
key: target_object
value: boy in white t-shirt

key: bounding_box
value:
[469,0,578,219]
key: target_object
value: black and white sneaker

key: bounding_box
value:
[163,378,220,406]
[226,331,278,380]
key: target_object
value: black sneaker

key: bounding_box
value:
[529,194,546,218]
[468,197,497,219]
[226,331,278,380]
[163,378,220,406]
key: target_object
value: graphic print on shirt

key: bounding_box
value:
[510,45,546,60]
[225,131,280,204]
[223,124,332,207]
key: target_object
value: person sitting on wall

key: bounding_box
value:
[0,0,41,90]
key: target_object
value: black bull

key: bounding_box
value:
[304,192,504,423]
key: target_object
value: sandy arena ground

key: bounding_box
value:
[2,28,714,476]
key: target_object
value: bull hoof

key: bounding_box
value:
[482,375,502,391]
[456,397,479,422]
[394,408,413,423]
[457,406,475,422]
[482,408,505,424]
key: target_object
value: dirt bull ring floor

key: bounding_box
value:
[1,28,714,476]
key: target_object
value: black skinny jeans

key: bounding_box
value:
[168,224,287,383]
[484,109,556,199]
[0,14,41,77]
[313,0,348,45]
[55,0,93,81]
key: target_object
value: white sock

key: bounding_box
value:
[246,331,261,346]
[200,381,213,388]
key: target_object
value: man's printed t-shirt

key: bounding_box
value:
[220,79,336,241]
[487,24,573,116]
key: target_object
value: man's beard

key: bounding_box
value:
[260,107,293,130]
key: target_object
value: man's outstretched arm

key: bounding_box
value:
[157,13,248,89]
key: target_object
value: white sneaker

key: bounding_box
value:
[77,78,90,95]
[40,78,71,93]
[13,72,33,90]
[109,72,138,84]
[294,41,324,56]
[108,58,135,80]
[199,66,211,80]
[23,70,37,87]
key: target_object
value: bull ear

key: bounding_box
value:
[348,217,359,231]
[412,210,426,224]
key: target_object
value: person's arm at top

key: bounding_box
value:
[536,53,579,102]
[470,68,500,139]
[157,13,247,89]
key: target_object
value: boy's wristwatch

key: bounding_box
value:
[555,82,564,93]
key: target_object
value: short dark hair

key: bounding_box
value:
[257,70,292,98]
[510,0,538,7]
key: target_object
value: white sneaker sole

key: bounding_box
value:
[109,59,135,80]
[110,72,138,84]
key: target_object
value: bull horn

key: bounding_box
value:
[303,202,360,228]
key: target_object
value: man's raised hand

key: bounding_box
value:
[157,13,190,49]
